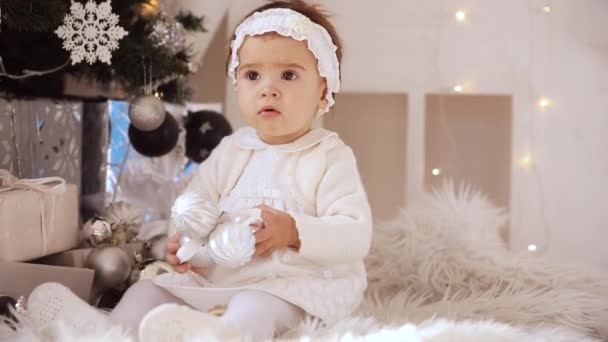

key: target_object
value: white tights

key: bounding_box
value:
[110,280,304,341]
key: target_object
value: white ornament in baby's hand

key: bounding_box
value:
[171,192,219,237]
[170,193,262,269]
[209,208,262,268]
[171,192,220,267]
[178,235,215,267]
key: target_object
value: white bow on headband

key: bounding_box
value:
[227,8,341,115]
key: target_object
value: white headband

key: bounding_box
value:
[228,8,340,115]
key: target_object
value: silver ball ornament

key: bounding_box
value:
[129,95,166,131]
[83,218,113,247]
[86,245,133,289]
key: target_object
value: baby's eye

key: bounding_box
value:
[282,71,297,81]
[246,71,260,81]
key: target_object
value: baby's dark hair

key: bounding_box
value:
[226,0,343,76]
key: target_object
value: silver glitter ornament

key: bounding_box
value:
[150,14,186,55]
[129,95,166,131]
[83,218,113,247]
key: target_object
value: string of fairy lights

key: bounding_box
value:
[429,3,555,253]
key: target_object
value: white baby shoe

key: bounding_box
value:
[138,303,245,342]
[25,282,111,331]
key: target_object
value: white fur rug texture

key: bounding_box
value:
[2,182,607,341]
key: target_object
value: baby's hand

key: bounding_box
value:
[254,205,300,257]
[165,233,209,275]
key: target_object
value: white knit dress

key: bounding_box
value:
[154,127,372,324]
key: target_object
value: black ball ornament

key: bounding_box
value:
[128,113,179,157]
[184,110,232,163]
[0,296,17,323]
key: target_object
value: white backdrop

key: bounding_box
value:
[181,0,608,270]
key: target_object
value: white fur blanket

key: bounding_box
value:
[2,182,607,341]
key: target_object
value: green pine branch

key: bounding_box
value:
[175,11,207,32]
[0,0,205,103]
[1,0,68,32]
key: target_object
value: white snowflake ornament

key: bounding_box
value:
[55,0,128,65]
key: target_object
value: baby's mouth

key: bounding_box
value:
[258,106,281,117]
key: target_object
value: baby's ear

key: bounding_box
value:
[318,78,328,110]
[319,89,328,108]
[319,76,328,95]
[320,95,328,108]
[319,80,328,100]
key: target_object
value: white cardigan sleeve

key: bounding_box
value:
[291,145,373,264]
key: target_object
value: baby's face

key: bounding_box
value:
[236,33,327,144]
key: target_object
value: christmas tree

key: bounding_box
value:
[0,0,206,102]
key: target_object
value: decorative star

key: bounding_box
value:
[200,121,213,135]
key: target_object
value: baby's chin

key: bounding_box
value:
[254,125,287,138]
[255,126,304,144]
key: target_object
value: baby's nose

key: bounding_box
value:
[261,87,279,98]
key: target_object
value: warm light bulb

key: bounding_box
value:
[528,244,537,252]
[432,168,441,176]
[542,6,551,13]
[453,85,463,93]
[455,10,467,22]
[154,92,161,98]
[537,97,551,110]
[140,0,160,16]
[519,154,534,168]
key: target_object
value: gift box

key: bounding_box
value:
[0,262,94,302]
[0,98,83,189]
[0,98,130,220]
[35,242,149,306]
[35,247,93,269]
[36,242,146,269]
[0,172,80,262]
